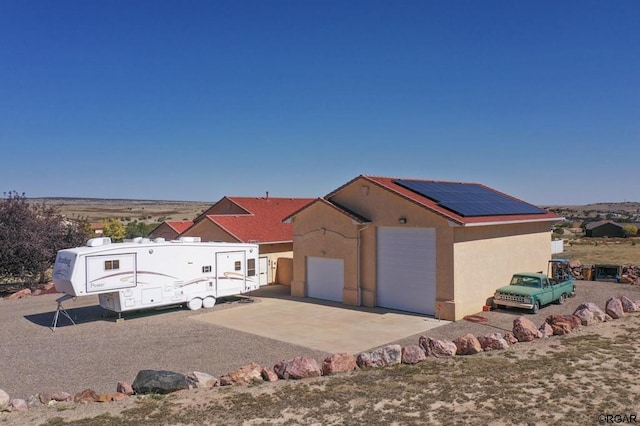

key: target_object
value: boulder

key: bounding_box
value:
[9,399,28,412]
[322,353,357,375]
[539,322,554,338]
[512,317,542,342]
[356,345,402,368]
[418,336,457,357]
[117,381,134,396]
[477,333,509,351]
[401,345,427,364]
[51,391,73,402]
[132,370,189,394]
[545,315,581,335]
[573,302,607,325]
[220,362,262,386]
[619,296,639,313]
[38,393,51,404]
[186,371,218,389]
[261,368,279,382]
[605,298,624,319]
[7,288,31,300]
[453,334,482,355]
[111,392,127,402]
[274,357,321,380]
[0,389,9,411]
[503,332,518,345]
[96,394,112,403]
[74,389,99,403]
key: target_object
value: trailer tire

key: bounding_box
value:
[188,298,203,311]
[202,296,216,309]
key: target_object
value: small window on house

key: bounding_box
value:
[105,260,120,270]
[234,261,241,271]
[202,265,212,273]
[247,259,256,277]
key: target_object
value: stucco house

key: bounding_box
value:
[149,220,194,240]
[180,196,314,286]
[284,175,561,321]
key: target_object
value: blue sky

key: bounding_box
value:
[1,1,638,205]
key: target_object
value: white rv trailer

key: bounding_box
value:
[52,236,259,313]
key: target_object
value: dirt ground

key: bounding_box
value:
[3,280,640,425]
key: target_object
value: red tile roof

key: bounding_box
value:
[205,197,314,243]
[166,221,194,234]
[329,175,561,226]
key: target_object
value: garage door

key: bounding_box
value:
[377,227,436,315]
[307,257,344,303]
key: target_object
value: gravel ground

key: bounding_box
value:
[2,280,639,401]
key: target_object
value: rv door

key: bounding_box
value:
[86,253,137,294]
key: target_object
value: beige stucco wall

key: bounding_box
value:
[290,202,360,304]
[258,243,294,285]
[451,222,552,320]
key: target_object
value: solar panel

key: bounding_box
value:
[394,180,547,217]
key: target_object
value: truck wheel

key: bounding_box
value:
[202,296,216,309]
[188,298,203,311]
[531,301,539,314]
[557,294,566,305]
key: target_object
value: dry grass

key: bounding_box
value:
[558,238,640,265]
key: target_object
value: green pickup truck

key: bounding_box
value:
[493,261,576,314]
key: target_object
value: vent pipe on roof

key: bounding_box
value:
[266,191,269,200]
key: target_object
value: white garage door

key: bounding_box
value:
[377,227,436,315]
[307,257,344,303]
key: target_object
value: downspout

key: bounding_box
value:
[356,224,370,306]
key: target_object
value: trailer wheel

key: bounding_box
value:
[187,298,203,311]
[202,296,216,309]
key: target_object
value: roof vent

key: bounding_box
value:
[178,236,201,243]
[86,237,112,247]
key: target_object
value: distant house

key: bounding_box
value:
[179,196,314,286]
[90,222,104,236]
[584,220,625,238]
[149,221,194,240]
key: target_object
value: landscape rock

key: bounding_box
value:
[261,368,279,382]
[274,357,321,380]
[477,333,509,351]
[51,391,73,402]
[512,317,542,342]
[38,393,51,404]
[401,345,427,364]
[186,371,218,389]
[357,345,402,368]
[618,295,639,313]
[9,398,28,412]
[453,334,482,355]
[132,370,189,394]
[117,381,134,396]
[0,389,9,411]
[419,336,457,357]
[26,395,39,407]
[539,322,554,338]
[74,389,99,403]
[6,288,31,300]
[220,362,262,386]
[322,353,357,375]
[573,302,608,325]
[504,332,519,345]
[545,315,581,336]
[605,298,625,319]
[111,392,128,402]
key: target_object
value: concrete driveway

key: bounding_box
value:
[193,285,448,353]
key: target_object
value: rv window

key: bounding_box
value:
[247,259,256,277]
[202,265,212,273]
[234,261,241,271]
[105,260,120,270]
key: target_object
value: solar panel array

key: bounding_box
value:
[394,179,547,217]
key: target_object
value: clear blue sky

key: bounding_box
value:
[1,1,638,205]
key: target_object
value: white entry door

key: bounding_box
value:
[259,257,268,286]
[377,227,436,315]
[306,257,344,303]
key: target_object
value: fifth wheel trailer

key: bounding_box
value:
[52,237,259,313]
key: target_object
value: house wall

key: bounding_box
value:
[450,222,552,320]
[258,242,294,285]
[181,220,235,242]
[149,223,179,240]
[328,178,454,310]
[290,203,360,304]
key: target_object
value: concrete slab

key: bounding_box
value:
[191,289,448,354]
